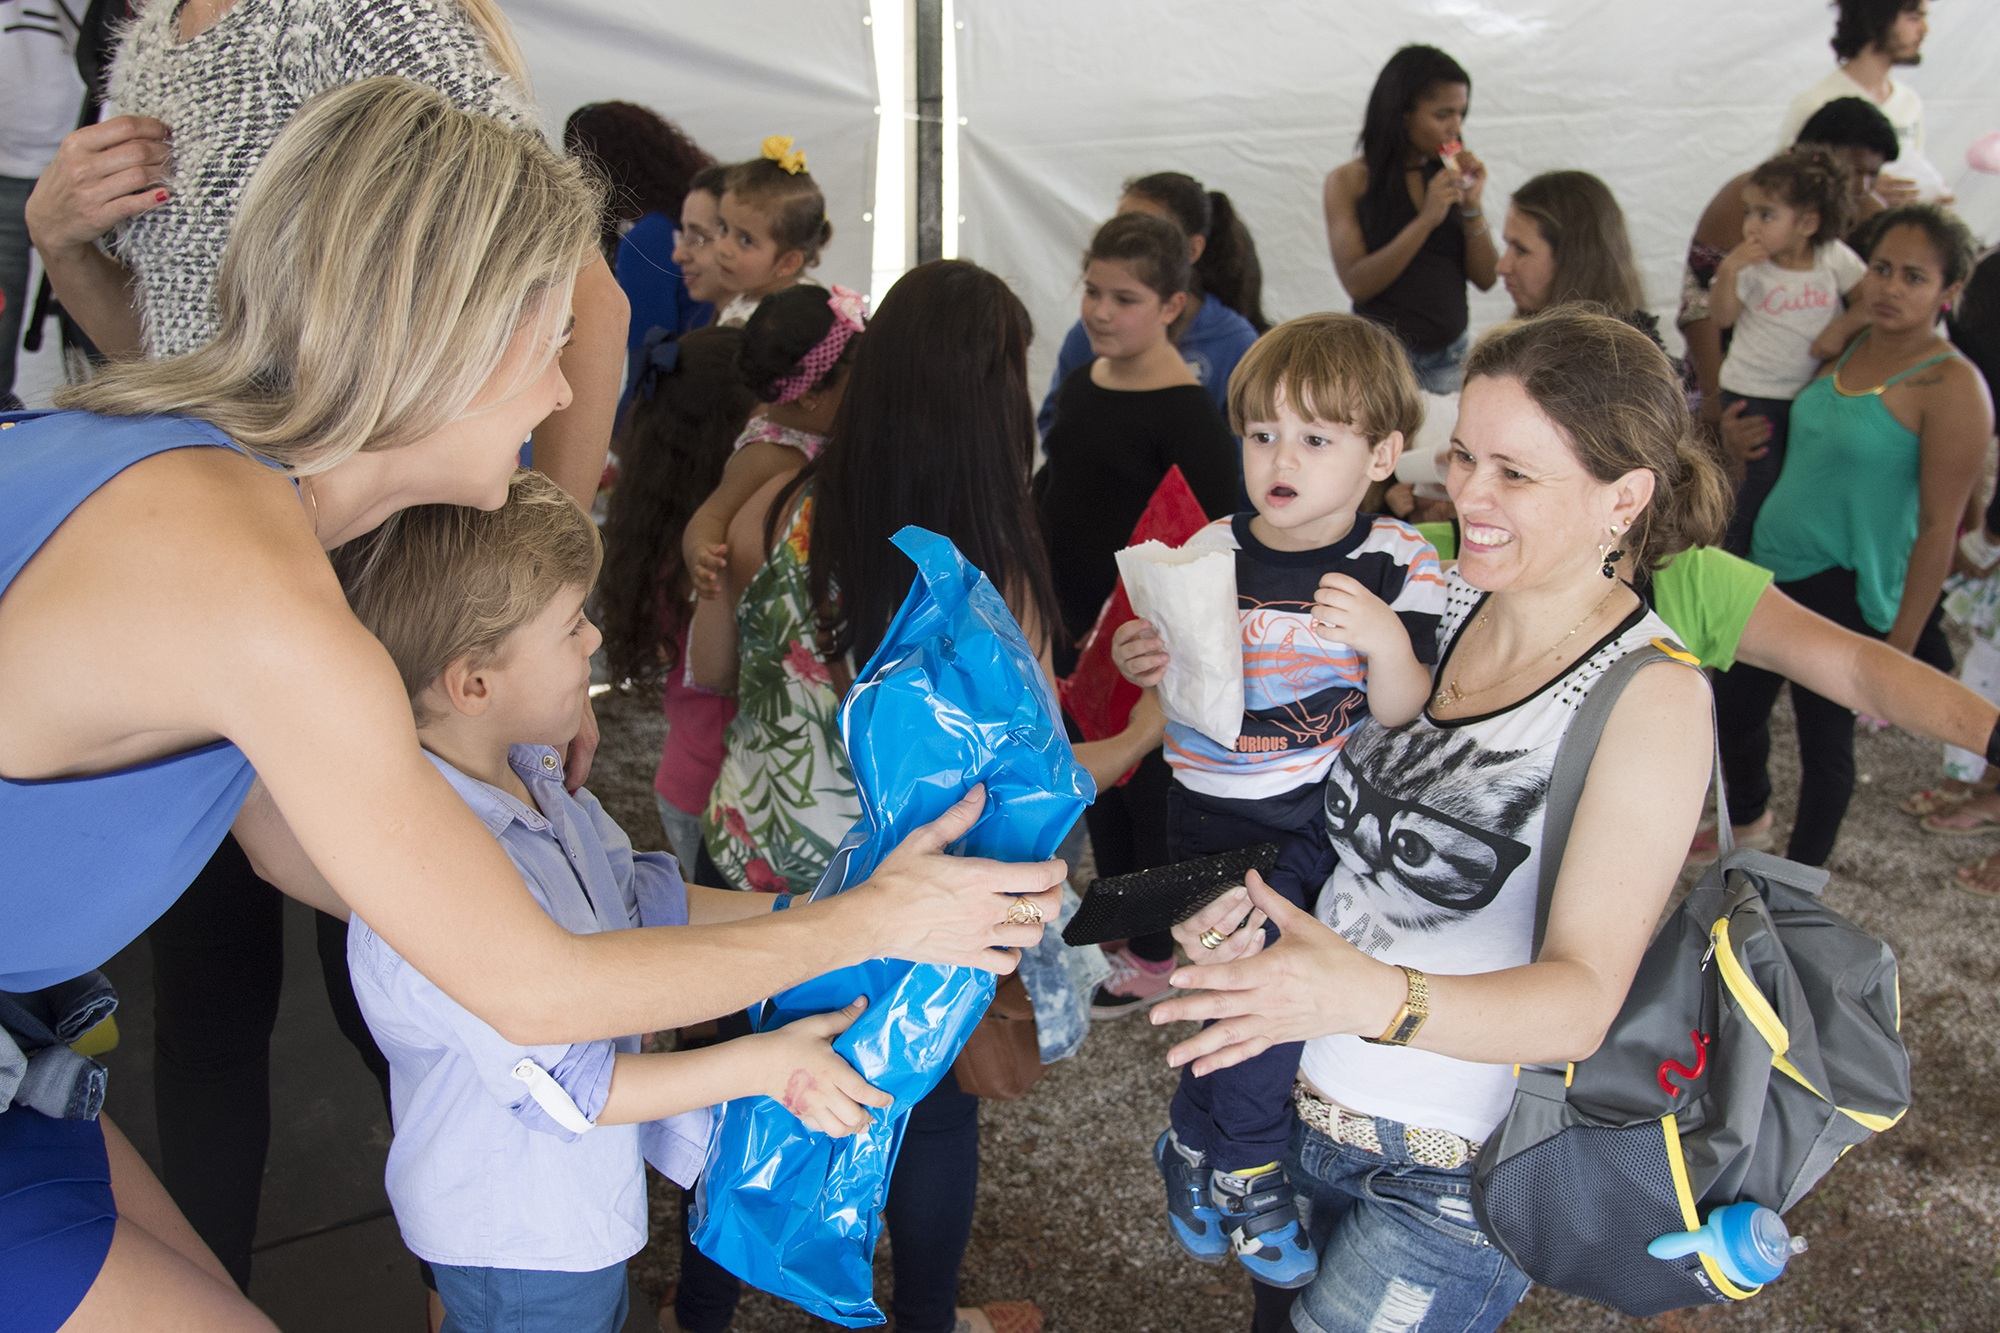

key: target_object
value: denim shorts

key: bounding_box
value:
[432,1258,630,1333]
[1285,1115,1529,1333]
[1405,332,1471,396]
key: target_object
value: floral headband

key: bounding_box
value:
[768,286,867,404]
[761,134,808,175]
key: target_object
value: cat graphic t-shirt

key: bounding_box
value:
[1296,570,1681,1142]
[1719,239,1867,401]
[1164,513,1445,801]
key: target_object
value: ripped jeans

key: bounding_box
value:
[1281,1115,1529,1333]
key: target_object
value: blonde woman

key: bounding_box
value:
[0,79,1059,1333]
[22,0,634,1292]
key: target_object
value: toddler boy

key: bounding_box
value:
[1112,314,1445,1288]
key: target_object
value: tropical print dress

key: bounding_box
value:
[702,488,860,892]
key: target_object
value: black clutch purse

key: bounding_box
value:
[1062,844,1279,947]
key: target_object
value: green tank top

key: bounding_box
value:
[1749,333,1958,632]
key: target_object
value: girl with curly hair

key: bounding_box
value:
[1708,145,1867,556]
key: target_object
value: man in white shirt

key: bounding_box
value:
[0,0,86,403]
[1777,0,1951,204]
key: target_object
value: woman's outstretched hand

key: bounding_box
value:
[854,784,1066,973]
[1151,872,1398,1076]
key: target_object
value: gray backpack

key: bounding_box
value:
[1469,642,1911,1317]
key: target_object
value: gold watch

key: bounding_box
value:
[1362,965,1429,1046]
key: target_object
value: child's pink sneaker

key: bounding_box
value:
[1089,945,1177,1019]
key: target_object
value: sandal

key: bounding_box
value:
[1952,852,2000,899]
[956,1302,1045,1333]
[1901,785,1979,818]
[1920,800,2000,836]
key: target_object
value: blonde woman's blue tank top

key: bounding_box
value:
[0,411,260,991]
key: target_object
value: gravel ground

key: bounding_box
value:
[587,676,2000,1333]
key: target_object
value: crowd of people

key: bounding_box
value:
[2,1,1997,1333]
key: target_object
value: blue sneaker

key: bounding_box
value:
[1154,1130,1228,1262]
[1211,1163,1318,1288]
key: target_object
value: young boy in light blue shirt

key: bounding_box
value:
[334,471,886,1333]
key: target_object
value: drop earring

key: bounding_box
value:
[1598,523,1625,580]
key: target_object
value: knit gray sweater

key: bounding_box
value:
[108,0,532,357]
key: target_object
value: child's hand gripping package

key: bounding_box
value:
[691,526,1094,1326]
[1114,533,1242,747]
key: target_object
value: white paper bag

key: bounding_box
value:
[1114,538,1242,748]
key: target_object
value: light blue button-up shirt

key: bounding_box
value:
[348,744,711,1271]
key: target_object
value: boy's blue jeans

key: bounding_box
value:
[1283,1118,1529,1333]
[432,1259,629,1333]
[1164,780,1327,1172]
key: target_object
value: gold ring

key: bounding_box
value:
[1199,927,1226,950]
[1004,898,1044,927]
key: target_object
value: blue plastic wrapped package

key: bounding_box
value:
[691,526,1095,1326]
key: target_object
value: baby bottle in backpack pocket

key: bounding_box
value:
[1647,1202,1807,1289]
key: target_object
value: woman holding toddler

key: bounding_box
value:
[1154,309,1729,1333]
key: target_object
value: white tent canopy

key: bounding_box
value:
[950,0,2000,398]
[507,0,884,299]
[14,1,1998,408]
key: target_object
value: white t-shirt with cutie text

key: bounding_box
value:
[1719,240,1867,400]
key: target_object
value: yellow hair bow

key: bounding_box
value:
[761,135,809,175]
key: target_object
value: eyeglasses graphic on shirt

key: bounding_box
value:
[1322,759,1532,913]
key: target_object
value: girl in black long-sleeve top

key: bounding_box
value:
[1034,210,1239,1009]
[1036,211,1239,678]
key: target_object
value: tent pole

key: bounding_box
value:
[913,0,943,263]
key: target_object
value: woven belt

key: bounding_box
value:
[1293,1083,1482,1170]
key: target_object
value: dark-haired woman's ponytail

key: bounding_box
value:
[1194,191,1270,333]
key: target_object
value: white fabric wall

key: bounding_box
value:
[954,0,2000,404]
[507,0,881,297]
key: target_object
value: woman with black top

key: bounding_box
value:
[1322,44,1498,392]
[1035,211,1238,1015]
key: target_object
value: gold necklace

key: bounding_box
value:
[1432,584,1621,711]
